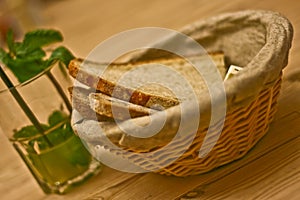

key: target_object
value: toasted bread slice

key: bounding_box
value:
[68,53,226,110]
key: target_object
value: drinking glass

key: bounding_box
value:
[0,63,101,194]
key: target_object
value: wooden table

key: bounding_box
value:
[0,0,299,199]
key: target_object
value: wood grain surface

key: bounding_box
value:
[0,0,299,199]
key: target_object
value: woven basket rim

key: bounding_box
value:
[215,10,293,109]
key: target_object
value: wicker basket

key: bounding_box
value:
[80,10,293,177]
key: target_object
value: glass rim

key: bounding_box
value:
[0,63,56,94]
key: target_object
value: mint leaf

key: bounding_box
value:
[16,48,46,61]
[0,48,9,63]
[47,110,74,144]
[13,110,74,151]
[3,47,46,82]
[13,124,53,151]
[48,46,75,67]
[49,110,73,137]
[7,59,46,82]
[0,29,74,83]
[48,110,68,127]
[22,29,63,52]
[13,124,48,139]
[13,42,25,56]
[6,30,15,56]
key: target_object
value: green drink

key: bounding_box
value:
[28,135,91,184]
[0,43,101,194]
[11,113,101,194]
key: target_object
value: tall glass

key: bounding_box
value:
[0,63,101,194]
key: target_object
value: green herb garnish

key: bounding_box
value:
[0,29,74,83]
[13,110,73,149]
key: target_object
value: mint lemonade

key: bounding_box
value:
[11,111,101,194]
[28,134,91,184]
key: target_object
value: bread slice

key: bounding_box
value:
[68,87,113,121]
[68,53,226,110]
[69,86,156,121]
[89,92,157,120]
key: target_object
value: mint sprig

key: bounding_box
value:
[13,110,73,149]
[22,29,63,51]
[0,29,74,83]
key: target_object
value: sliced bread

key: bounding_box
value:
[69,86,156,121]
[68,87,113,121]
[68,53,226,110]
[89,92,157,120]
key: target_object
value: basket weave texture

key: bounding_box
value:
[82,10,293,177]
